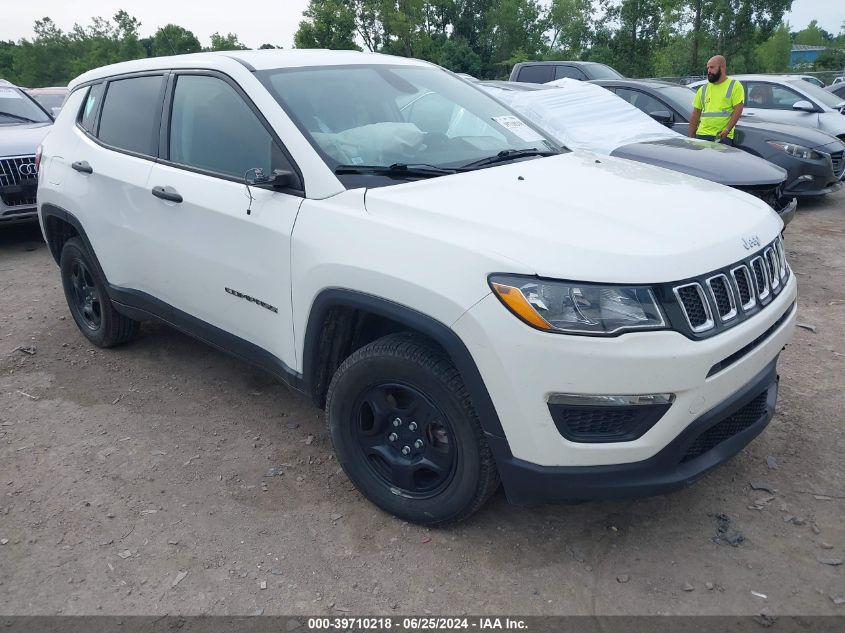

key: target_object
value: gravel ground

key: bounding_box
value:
[0,190,843,616]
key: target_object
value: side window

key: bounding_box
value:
[169,74,288,180]
[615,88,667,115]
[745,82,802,110]
[77,82,104,134]
[554,65,587,81]
[516,65,554,84]
[98,75,165,155]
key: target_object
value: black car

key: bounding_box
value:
[480,80,796,225]
[593,79,845,197]
[509,61,623,84]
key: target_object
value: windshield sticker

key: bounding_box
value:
[491,115,545,142]
[0,88,23,99]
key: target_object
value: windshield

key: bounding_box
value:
[259,64,559,175]
[0,85,51,124]
[29,92,66,111]
[656,85,696,117]
[787,79,845,108]
[585,63,624,79]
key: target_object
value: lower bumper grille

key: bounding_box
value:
[681,391,769,462]
[831,150,844,179]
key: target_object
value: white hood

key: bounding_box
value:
[0,122,51,157]
[364,152,782,283]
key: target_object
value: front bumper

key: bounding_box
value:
[776,142,845,197]
[453,273,795,470]
[489,357,778,505]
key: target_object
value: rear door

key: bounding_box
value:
[65,74,166,289]
[143,71,304,369]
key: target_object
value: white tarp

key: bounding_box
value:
[481,78,682,155]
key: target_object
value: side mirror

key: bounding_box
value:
[50,106,61,118]
[792,100,816,113]
[649,110,673,125]
[253,168,298,189]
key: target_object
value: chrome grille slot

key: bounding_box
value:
[707,274,737,321]
[731,265,755,311]
[775,238,788,281]
[765,247,780,291]
[751,256,770,301]
[673,283,714,332]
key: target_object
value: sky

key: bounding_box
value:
[0,0,841,49]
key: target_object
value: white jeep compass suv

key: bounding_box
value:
[37,50,797,525]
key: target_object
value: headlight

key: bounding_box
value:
[766,141,822,160]
[489,275,666,335]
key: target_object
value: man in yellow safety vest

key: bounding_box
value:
[688,55,744,146]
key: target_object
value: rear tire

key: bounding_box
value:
[60,237,140,348]
[326,333,499,526]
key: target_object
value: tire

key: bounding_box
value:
[326,333,499,526]
[60,237,140,348]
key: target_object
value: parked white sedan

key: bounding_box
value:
[690,75,845,140]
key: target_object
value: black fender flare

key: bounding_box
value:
[302,288,507,440]
[40,204,106,276]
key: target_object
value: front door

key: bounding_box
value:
[143,72,304,371]
[741,81,820,129]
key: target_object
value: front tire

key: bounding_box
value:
[60,237,140,348]
[326,333,499,526]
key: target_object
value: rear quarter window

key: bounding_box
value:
[77,83,104,134]
[97,75,165,156]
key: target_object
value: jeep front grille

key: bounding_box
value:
[671,236,788,336]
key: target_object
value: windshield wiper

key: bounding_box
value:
[0,112,39,123]
[460,148,559,170]
[334,163,461,178]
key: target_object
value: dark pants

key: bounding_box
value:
[696,134,734,146]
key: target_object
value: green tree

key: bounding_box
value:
[152,24,202,56]
[12,18,73,87]
[794,20,826,46]
[294,0,360,50]
[546,0,593,58]
[209,32,248,51]
[756,22,790,72]
[439,36,483,75]
[0,41,18,83]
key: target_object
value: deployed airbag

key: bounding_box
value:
[482,79,681,154]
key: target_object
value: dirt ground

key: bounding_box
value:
[0,191,843,617]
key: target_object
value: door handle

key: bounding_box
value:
[151,186,183,203]
[71,160,93,174]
